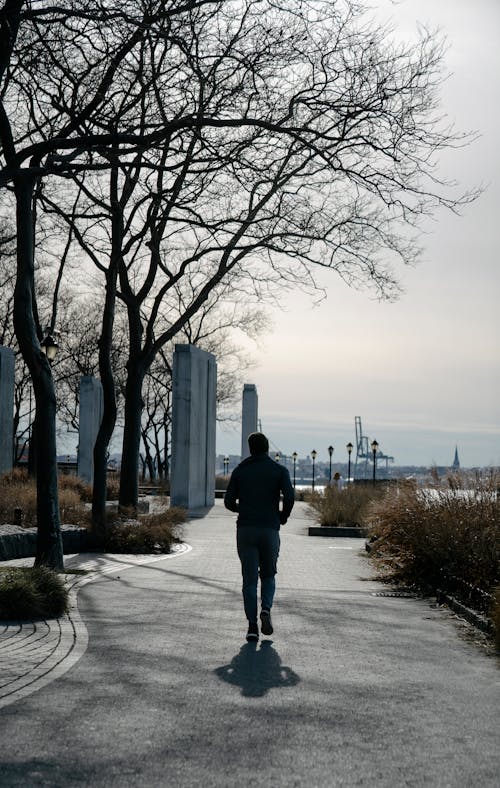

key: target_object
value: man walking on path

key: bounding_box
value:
[224,432,295,642]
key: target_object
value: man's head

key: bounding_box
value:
[248,432,269,455]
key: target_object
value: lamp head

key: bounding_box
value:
[40,331,59,362]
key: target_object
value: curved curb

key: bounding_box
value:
[436,589,493,635]
[0,544,192,710]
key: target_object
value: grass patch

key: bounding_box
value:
[306,483,387,527]
[0,566,69,620]
[366,473,500,607]
[103,508,186,553]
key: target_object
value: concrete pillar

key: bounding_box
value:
[77,375,103,483]
[0,346,15,476]
[241,383,258,460]
[170,345,217,510]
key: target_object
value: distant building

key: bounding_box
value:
[452,446,460,471]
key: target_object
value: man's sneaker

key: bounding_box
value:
[246,621,259,642]
[260,609,273,636]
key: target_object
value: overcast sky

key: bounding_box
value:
[217,0,500,468]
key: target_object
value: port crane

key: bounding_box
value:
[354,416,394,477]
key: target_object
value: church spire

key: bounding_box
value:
[452,445,460,471]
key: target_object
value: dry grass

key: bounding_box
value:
[103,508,186,553]
[0,566,69,620]
[366,473,500,605]
[58,474,92,502]
[306,482,387,527]
[0,469,90,528]
[0,470,127,528]
[105,475,120,501]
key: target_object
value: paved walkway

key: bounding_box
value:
[0,501,498,787]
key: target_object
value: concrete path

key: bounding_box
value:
[0,501,498,787]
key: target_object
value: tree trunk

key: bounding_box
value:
[140,426,157,482]
[27,415,37,476]
[119,365,144,510]
[144,438,156,482]
[91,161,121,534]
[91,267,118,536]
[13,173,63,570]
[163,416,169,482]
[33,367,64,568]
[154,424,163,481]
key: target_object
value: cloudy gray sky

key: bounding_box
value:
[217,0,500,468]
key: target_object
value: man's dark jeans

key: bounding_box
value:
[236,526,280,623]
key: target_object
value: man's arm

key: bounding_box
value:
[279,467,295,524]
[224,470,239,513]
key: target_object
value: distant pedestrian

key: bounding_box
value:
[224,432,295,642]
[333,472,345,491]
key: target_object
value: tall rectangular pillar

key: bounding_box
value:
[241,383,258,460]
[77,375,103,483]
[170,345,217,510]
[0,346,15,475]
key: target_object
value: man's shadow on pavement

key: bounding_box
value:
[214,641,300,697]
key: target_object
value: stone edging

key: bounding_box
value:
[436,589,493,635]
[0,526,96,561]
[308,526,367,538]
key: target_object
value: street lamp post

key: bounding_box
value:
[311,449,317,490]
[346,442,353,482]
[292,451,298,489]
[371,440,379,485]
[223,456,229,475]
[327,445,334,483]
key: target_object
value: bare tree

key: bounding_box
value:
[1,1,478,559]
[0,0,222,565]
[102,3,478,508]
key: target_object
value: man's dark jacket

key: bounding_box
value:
[224,452,295,529]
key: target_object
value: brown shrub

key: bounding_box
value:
[306,483,387,527]
[0,470,89,527]
[367,473,500,600]
[58,488,90,527]
[491,588,500,652]
[0,470,37,527]
[106,475,121,501]
[58,474,92,502]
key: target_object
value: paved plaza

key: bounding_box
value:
[0,501,498,787]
